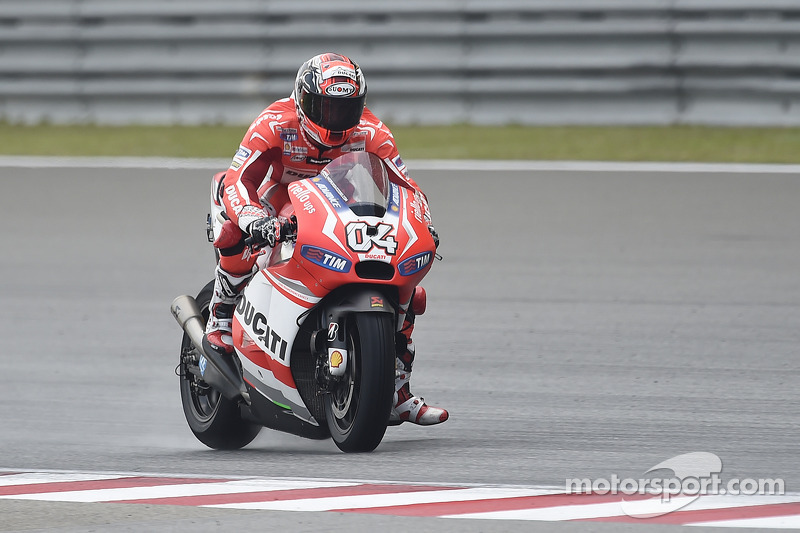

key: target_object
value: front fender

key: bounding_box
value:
[322,284,397,317]
[311,284,396,372]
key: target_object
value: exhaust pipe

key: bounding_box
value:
[170,295,250,404]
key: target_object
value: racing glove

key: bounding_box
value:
[248,216,297,248]
[248,216,283,248]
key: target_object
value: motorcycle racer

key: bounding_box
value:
[204,53,448,426]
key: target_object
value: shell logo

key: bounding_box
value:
[331,351,343,368]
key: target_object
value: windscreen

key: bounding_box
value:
[319,152,390,217]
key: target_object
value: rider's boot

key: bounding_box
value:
[203,264,251,356]
[389,288,449,426]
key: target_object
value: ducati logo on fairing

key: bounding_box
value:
[236,295,288,360]
[345,222,398,255]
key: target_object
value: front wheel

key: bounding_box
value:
[178,280,261,450]
[325,313,395,453]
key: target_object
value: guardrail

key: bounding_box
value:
[2,0,799,125]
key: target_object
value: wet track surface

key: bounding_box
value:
[0,163,798,531]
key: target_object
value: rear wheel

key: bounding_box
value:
[178,280,261,450]
[325,313,395,452]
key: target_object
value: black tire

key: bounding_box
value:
[178,280,261,450]
[325,313,395,453]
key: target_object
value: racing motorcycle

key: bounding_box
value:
[170,152,437,453]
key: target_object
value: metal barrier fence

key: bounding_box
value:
[2,0,800,126]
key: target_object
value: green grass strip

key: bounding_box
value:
[2,123,800,163]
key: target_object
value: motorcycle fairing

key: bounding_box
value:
[232,270,320,425]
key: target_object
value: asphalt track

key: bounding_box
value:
[1,161,798,531]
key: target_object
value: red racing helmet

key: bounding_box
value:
[294,53,367,149]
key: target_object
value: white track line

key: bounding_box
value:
[1,156,800,174]
[1,479,359,503]
[0,472,129,487]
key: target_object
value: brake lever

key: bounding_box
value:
[283,215,298,243]
[244,235,266,253]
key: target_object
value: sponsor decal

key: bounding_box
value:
[314,180,346,209]
[327,322,339,341]
[284,168,317,179]
[325,82,356,96]
[250,112,283,132]
[410,190,426,223]
[235,295,288,360]
[256,112,282,122]
[230,145,252,170]
[321,65,356,80]
[283,142,292,156]
[306,156,333,165]
[287,145,307,163]
[389,183,400,213]
[330,350,344,368]
[392,154,409,178]
[323,175,348,200]
[346,221,398,255]
[342,140,365,153]
[288,182,316,214]
[398,251,433,276]
[279,127,298,142]
[225,184,244,215]
[370,297,384,308]
[301,245,352,272]
[198,354,207,376]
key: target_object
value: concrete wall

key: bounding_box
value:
[3,0,799,125]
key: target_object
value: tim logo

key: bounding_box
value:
[346,222,397,255]
[301,245,352,273]
[398,252,432,276]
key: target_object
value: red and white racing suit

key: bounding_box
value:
[216,96,427,272]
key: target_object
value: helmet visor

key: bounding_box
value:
[301,91,365,132]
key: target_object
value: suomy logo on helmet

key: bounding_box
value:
[325,83,356,96]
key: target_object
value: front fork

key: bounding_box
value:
[307,288,399,391]
[311,311,351,391]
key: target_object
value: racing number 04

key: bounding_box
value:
[345,222,398,255]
